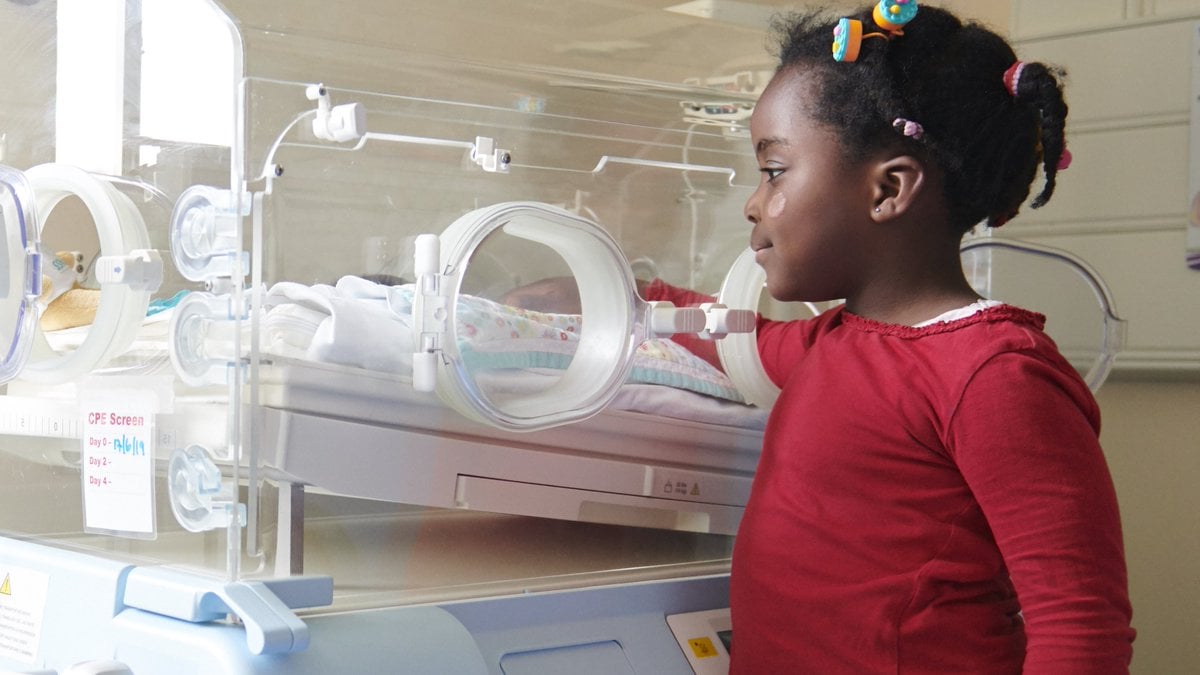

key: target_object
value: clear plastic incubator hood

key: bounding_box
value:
[0,0,1122,672]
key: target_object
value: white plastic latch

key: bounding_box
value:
[95,248,164,292]
[471,136,511,173]
[698,302,756,340]
[411,234,448,391]
[306,83,366,143]
[648,301,706,336]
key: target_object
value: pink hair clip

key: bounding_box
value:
[1004,61,1073,171]
[893,117,924,140]
[1056,147,1073,171]
[1003,61,1026,97]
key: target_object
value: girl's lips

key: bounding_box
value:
[753,244,771,264]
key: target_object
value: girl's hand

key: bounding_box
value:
[499,276,581,314]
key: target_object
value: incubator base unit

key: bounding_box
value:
[0,534,730,675]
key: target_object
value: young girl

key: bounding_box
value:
[642,4,1135,673]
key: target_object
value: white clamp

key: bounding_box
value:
[648,301,706,336]
[96,249,164,292]
[410,234,448,392]
[306,83,365,143]
[697,302,756,340]
[471,136,511,173]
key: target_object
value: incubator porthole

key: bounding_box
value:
[170,460,204,512]
[179,206,215,260]
[176,314,205,358]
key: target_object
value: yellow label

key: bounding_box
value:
[688,637,718,659]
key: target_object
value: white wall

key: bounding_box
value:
[1096,381,1200,673]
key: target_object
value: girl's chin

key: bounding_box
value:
[762,280,789,302]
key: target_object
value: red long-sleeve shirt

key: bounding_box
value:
[647,279,1135,674]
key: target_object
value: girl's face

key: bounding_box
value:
[745,68,876,303]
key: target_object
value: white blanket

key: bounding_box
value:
[261,276,767,428]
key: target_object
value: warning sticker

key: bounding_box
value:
[0,566,50,664]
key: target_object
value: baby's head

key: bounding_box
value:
[766,4,1067,232]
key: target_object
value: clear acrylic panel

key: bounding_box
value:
[961,238,1124,391]
[1,0,768,616]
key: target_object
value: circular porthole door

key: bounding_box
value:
[0,164,42,384]
[715,247,779,408]
[1,163,158,385]
[413,201,646,431]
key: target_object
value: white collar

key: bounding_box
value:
[911,299,1003,328]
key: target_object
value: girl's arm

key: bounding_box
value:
[949,352,1135,674]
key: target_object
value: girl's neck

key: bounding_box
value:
[844,249,982,326]
[846,286,984,326]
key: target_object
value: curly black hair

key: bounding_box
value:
[770,5,1068,232]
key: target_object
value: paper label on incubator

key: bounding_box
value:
[0,565,49,664]
[81,389,157,537]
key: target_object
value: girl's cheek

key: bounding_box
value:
[767,191,787,218]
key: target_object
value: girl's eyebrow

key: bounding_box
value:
[755,137,788,156]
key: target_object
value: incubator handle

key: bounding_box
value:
[648,301,705,336]
[95,248,164,292]
[697,302,756,340]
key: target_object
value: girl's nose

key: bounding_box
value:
[744,190,761,224]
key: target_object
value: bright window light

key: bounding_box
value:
[140,0,234,148]
[56,0,234,174]
[56,0,124,173]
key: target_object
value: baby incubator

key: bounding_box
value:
[0,1,1122,672]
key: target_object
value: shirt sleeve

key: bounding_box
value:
[947,350,1135,674]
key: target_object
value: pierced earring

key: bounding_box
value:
[874,207,882,213]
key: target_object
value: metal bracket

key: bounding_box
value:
[470,136,511,173]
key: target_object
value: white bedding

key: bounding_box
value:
[261,276,767,428]
[41,278,769,429]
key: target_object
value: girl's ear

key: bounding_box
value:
[868,154,926,220]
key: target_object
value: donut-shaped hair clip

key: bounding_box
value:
[832,0,919,63]
[874,0,919,32]
[831,18,863,62]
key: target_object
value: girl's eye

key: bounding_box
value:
[761,167,783,182]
